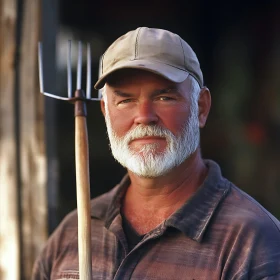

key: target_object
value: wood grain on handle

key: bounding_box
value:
[75,114,92,280]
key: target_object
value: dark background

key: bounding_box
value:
[51,0,280,231]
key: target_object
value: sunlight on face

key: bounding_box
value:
[103,76,201,178]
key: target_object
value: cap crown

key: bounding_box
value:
[96,27,203,89]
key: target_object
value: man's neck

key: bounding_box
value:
[122,152,208,235]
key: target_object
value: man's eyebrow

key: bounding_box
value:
[112,86,179,97]
[113,90,133,97]
[152,86,179,95]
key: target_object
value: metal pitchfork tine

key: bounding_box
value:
[38,41,100,280]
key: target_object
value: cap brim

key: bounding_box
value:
[94,59,190,89]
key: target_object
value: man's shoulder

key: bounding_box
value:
[218,180,280,234]
[200,160,279,235]
[209,181,280,279]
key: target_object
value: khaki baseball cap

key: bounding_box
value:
[94,27,203,89]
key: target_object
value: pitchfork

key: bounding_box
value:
[38,41,101,280]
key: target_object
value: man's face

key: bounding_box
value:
[102,69,201,178]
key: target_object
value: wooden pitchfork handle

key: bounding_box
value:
[74,89,92,280]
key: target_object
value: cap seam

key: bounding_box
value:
[101,53,104,75]
[178,36,186,68]
[134,27,142,59]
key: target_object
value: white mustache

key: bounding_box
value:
[122,125,173,144]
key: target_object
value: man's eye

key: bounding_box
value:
[118,99,132,105]
[157,96,174,101]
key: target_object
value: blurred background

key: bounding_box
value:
[0,0,280,279]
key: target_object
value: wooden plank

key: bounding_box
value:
[19,0,48,279]
[0,0,20,280]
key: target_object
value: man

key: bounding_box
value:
[32,27,280,279]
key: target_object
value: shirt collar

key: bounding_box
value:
[164,160,230,242]
[91,160,230,242]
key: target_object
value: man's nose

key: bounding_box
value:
[134,101,158,125]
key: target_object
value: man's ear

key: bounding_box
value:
[100,98,106,117]
[198,87,211,128]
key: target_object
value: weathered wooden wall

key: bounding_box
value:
[19,0,48,278]
[0,0,51,279]
[0,1,20,279]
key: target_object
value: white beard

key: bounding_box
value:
[104,104,200,178]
